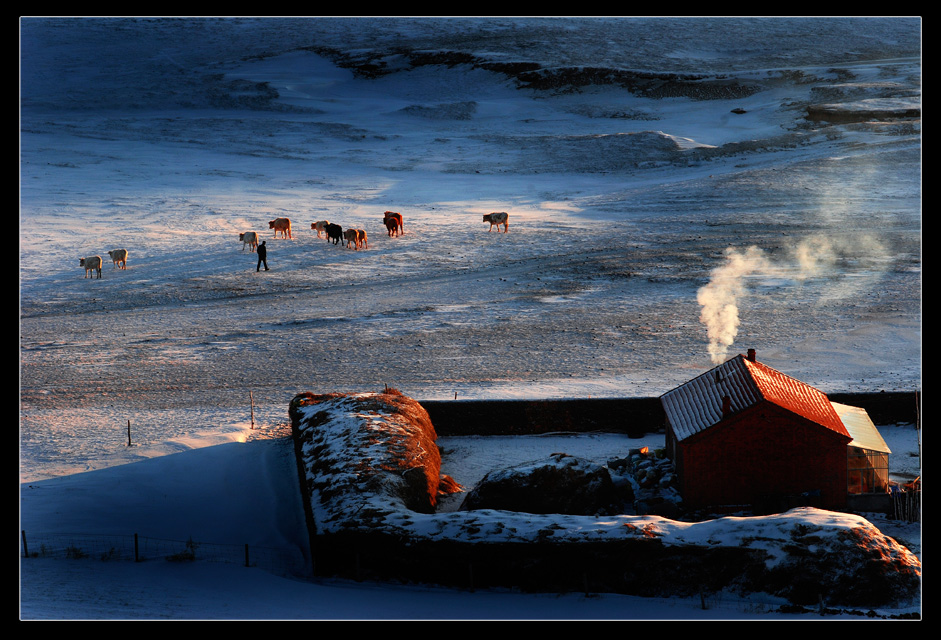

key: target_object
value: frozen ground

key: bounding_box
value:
[19,17,921,619]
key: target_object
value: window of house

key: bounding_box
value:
[847,446,889,494]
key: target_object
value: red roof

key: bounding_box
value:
[661,354,850,442]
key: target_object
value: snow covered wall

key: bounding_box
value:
[289,390,920,606]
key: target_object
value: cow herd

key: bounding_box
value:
[78,249,128,278]
[79,211,510,278]
[307,211,400,250]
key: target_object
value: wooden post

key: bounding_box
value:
[21,530,28,558]
[916,391,921,478]
[127,420,132,446]
[134,533,139,562]
[250,391,255,430]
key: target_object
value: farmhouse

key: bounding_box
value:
[286,387,920,604]
[660,349,891,514]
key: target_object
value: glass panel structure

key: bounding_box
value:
[847,446,889,494]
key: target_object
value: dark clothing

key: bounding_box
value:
[257,242,269,271]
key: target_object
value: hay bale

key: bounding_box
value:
[459,453,629,516]
[290,389,454,529]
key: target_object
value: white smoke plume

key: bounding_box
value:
[790,235,836,280]
[697,246,771,364]
[697,234,890,364]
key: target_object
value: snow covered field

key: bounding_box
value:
[19,17,920,619]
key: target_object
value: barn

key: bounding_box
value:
[660,349,891,514]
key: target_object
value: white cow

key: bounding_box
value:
[311,220,330,238]
[239,231,259,252]
[80,255,102,279]
[107,248,128,269]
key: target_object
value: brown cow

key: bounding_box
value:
[483,211,509,233]
[383,211,404,237]
[343,228,360,249]
[268,217,293,239]
[355,229,368,250]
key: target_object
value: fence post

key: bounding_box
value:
[21,530,28,558]
[134,533,139,562]
[127,419,132,446]
[250,391,255,429]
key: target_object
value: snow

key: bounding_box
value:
[19,17,921,620]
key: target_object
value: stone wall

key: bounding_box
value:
[421,392,918,437]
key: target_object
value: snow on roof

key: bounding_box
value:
[660,353,850,442]
[832,402,891,454]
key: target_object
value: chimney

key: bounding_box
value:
[721,395,732,417]
[747,348,756,362]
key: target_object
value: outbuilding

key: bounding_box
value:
[660,349,890,513]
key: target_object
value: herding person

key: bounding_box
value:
[257,240,269,271]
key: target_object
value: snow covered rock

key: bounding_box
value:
[459,452,630,516]
[751,519,922,608]
[609,447,683,517]
[805,97,920,123]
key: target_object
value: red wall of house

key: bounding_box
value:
[673,403,850,512]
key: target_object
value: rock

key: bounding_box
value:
[607,456,630,472]
[805,98,920,123]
